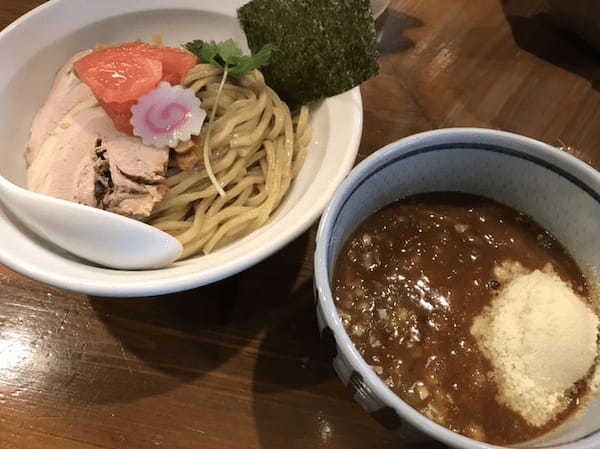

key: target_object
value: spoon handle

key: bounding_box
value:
[0,174,182,269]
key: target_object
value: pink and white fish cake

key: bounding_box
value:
[131,82,206,148]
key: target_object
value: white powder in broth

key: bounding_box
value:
[471,266,599,427]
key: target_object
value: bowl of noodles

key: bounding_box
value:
[0,0,363,296]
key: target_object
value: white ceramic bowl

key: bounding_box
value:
[0,0,362,296]
[314,128,600,449]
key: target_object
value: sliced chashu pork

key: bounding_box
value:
[26,51,169,220]
[26,50,95,164]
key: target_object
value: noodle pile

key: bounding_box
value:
[148,64,311,259]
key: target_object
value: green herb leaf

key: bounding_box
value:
[183,39,273,78]
[228,43,273,77]
[199,42,222,70]
[184,40,221,69]
[218,39,244,62]
[183,40,206,58]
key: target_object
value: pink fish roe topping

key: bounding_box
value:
[131,82,206,148]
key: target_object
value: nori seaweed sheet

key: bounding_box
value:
[238,0,379,106]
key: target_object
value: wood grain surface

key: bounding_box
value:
[1,1,599,448]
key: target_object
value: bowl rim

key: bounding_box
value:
[0,0,363,297]
[314,127,600,449]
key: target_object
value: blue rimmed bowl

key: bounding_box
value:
[314,128,600,449]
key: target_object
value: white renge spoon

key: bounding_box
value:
[0,175,182,270]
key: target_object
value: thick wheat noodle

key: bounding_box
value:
[230,95,273,147]
[254,138,281,227]
[149,64,311,258]
[188,76,221,93]
[267,107,285,140]
[189,92,264,153]
[176,174,263,245]
[207,175,263,217]
[204,91,257,113]
[202,208,262,254]
[292,106,311,177]
[180,236,212,259]
[276,102,295,203]
[153,221,190,232]
[235,117,262,138]
[167,149,264,211]
[157,164,264,238]
[198,207,255,244]
[204,152,281,250]
[178,197,218,258]
[232,185,253,207]
[167,149,238,194]
[245,149,266,168]
[183,65,221,81]
[164,195,217,251]
[220,222,254,243]
[201,94,234,111]
[208,91,268,150]
[203,86,261,133]
[154,155,250,212]
[238,142,260,158]
[152,208,187,225]
[246,185,267,207]
[176,200,210,245]
[200,88,256,120]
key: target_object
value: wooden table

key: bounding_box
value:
[1,1,599,448]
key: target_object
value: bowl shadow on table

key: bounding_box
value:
[250,279,363,449]
[82,232,312,405]
[250,279,448,449]
[500,0,600,90]
[376,8,423,56]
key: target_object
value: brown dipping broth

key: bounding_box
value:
[332,192,590,445]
